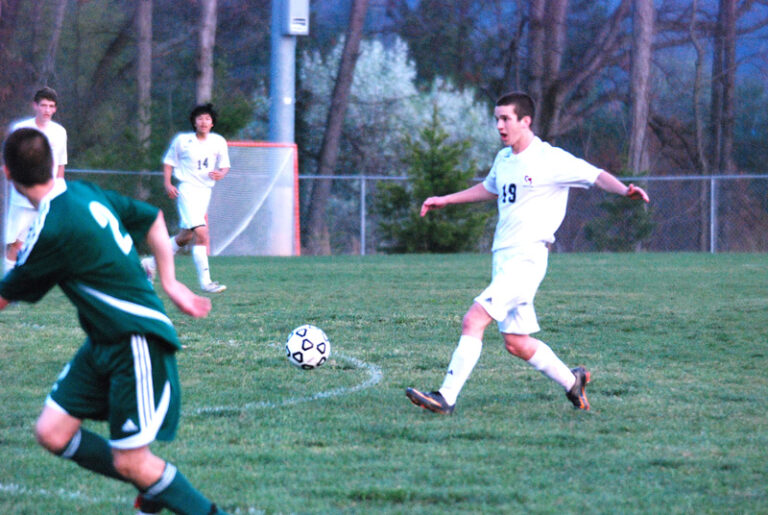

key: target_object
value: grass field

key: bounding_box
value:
[1,252,766,514]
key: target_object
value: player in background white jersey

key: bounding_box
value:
[406,92,649,414]
[4,87,68,274]
[146,104,230,294]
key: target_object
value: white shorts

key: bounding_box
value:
[474,244,549,335]
[176,182,212,229]
[4,202,38,245]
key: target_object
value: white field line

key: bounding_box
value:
[0,483,265,514]
[0,482,131,505]
[190,346,383,415]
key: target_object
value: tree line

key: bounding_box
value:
[1,0,767,253]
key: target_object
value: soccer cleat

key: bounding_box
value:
[405,387,455,415]
[566,366,591,410]
[134,494,163,514]
[201,281,227,293]
[140,256,156,282]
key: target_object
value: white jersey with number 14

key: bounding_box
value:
[163,132,230,188]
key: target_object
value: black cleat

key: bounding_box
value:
[566,366,591,410]
[406,387,455,414]
[134,494,163,514]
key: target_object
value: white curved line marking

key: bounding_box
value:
[0,482,266,513]
[189,348,383,415]
[0,482,131,504]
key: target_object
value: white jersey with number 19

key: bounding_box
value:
[482,136,602,252]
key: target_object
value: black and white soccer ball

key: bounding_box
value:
[285,324,330,370]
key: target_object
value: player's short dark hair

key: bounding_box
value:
[3,128,53,187]
[189,103,217,131]
[33,86,58,105]
[496,92,535,121]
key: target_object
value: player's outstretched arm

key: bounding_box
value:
[146,211,211,318]
[421,183,497,217]
[594,171,650,203]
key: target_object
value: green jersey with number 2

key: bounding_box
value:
[0,180,180,349]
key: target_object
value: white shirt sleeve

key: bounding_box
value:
[163,135,180,167]
[216,135,231,169]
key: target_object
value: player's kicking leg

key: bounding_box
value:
[406,305,489,415]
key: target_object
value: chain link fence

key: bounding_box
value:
[3,171,767,255]
[297,174,768,254]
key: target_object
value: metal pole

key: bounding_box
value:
[710,177,717,254]
[268,0,296,143]
[360,176,366,255]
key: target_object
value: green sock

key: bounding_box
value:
[60,428,124,481]
[144,463,224,515]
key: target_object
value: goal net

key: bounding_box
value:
[208,141,300,256]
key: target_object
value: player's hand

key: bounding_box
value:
[163,279,212,318]
[164,183,179,200]
[626,184,649,203]
[420,196,447,217]
[208,170,226,181]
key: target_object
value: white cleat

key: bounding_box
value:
[201,281,227,293]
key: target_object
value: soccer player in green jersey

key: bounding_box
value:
[0,128,228,515]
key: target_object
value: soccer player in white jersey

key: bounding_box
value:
[151,104,230,293]
[406,92,649,414]
[4,87,68,274]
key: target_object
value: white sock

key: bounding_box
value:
[3,257,15,276]
[527,341,575,390]
[170,235,181,255]
[192,245,212,287]
[439,335,483,406]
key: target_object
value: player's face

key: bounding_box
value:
[33,99,57,123]
[494,104,531,150]
[194,113,214,135]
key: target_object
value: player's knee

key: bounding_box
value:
[34,418,70,453]
[177,232,193,247]
[193,228,210,246]
[460,314,475,334]
[112,451,150,483]
[112,447,164,486]
[111,453,137,480]
[504,334,536,359]
[461,304,491,335]
[504,337,522,356]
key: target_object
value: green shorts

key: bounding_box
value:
[47,334,181,449]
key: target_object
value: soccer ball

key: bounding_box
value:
[285,324,330,370]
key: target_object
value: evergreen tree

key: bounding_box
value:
[375,111,491,253]
[584,170,654,251]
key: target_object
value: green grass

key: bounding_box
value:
[1,253,767,514]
